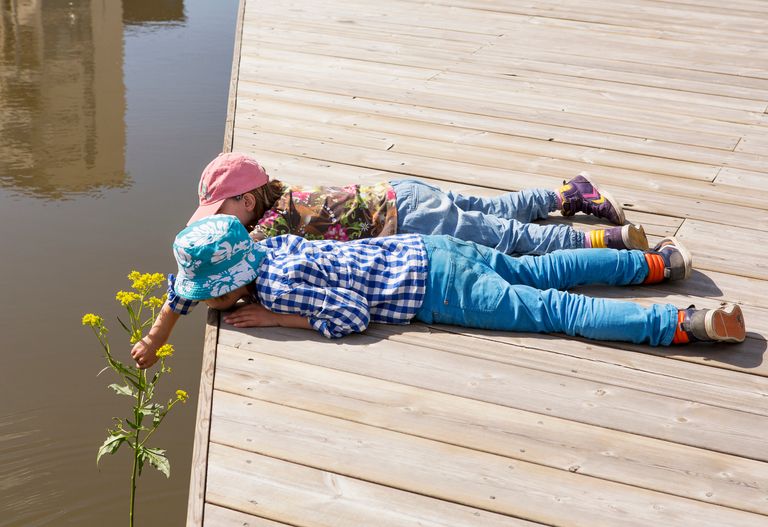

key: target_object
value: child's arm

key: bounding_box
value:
[131,304,180,369]
[223,303,311,330]
[264,283,371,339]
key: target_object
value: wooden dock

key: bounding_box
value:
[188,0,768,525]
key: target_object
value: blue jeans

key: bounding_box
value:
[414,236,678,346]
[392,179,583,255]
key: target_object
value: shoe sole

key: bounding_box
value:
[578,171,626,225]
[621,224,649,250]
[705,304,746,343]
[656,236,693,280]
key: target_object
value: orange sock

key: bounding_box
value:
[643,253,665,284]
[671,310,690,344]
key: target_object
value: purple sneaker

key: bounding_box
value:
[589,224,649,250]
[558,172,625,225]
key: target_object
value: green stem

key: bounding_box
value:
[129,370,146,527]
[139,399,177,448]
[129,437,138,527]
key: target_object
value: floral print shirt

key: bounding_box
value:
[250,182,398,242]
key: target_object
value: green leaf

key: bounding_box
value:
[97,434,128,466]
[137,448,146,476]
[126,376,143,392]
[108,384,135,397]
[126,419,144,431]
[106,355,139,382]
[141,447,170,478]
[116,315,131,334]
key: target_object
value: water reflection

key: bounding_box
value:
[123,0,185,28]
[0,0,129,200]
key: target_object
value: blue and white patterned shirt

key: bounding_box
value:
[167,234,428,339]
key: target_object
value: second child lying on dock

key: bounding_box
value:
[132,215,744,369]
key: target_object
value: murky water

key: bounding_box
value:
[0,1,238,524]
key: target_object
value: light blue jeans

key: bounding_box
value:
[414,236,678,346]
[392,179,584,255]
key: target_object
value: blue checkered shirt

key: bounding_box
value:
[167,234,428,339]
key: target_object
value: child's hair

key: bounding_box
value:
[244,179,284,222]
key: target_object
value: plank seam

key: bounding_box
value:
[208,435,559,526]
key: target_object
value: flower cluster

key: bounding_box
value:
[116,291,141,306]
[143,296,165,310]
[129,329,142,345]
[156,344,174,358]
[82,313,104,327]
[128,271,165,295]
[175,390,188,403]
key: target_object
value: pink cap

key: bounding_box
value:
[187,152,269,225]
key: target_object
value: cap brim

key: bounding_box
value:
[187,200,226,226]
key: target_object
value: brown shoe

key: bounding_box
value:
[672,303,746,344]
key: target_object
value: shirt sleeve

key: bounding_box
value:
[265,282,370,339]
[165,274,199,315]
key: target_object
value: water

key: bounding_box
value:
[0,0,239,524]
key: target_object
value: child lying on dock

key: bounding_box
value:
[133,215,744,369]
[196,152,648,255]
[132,152,649,366]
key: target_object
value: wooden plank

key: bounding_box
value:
[207,444,540,527]
[676,219,768,280]
[204,504,289,527]
[357,323,768,415]
[449,55,768,102]
[215,348,768,514]
[238,100,731,179]
[236,73,743,150]
[217,330,768,460]
[239,37,767,115]
[186,309,221,527]
[223,0,247,153]
[238,80,744,154]
[429,70,768,124]
[716,168,768,191]
[246,0,517,37]
[211,393,768,527]
[237,59,768,137]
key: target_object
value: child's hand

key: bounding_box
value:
[223,304,278,328]
[131,337,160,370]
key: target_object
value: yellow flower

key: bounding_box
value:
[130,272,165,294]
[156,344,174,358]
[176,390,188,403]
[116,290,141,306]
[129,329,142,344]
[81,313,104,327]
[143,296,164,309]
[128,270,141,282]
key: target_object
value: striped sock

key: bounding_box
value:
[643,252,665,284]
[588,229,606,248]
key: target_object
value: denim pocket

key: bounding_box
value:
[431,250,504,325]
